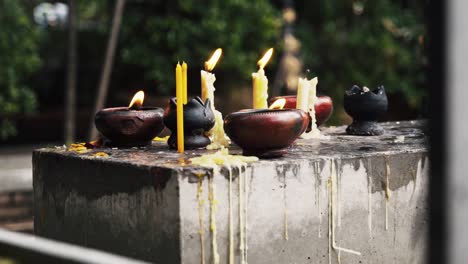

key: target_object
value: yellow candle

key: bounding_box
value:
[182,62,188,104]
[176,63,184,152]
[252,48,273,109]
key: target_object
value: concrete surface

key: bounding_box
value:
[0,145,36,192]
[448,0,468,263]
[33,121,428,263]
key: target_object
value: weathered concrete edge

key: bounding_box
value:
[32,148,428,195]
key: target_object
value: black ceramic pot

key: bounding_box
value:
[344,85,388,136]
[94,107,165,147]
[163,97,215,149]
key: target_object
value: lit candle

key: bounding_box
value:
[201,48,229,149]
[297,76,320,138]
[201,48,222,108]
[176,63,185,152]
[182,62,188,104]
[252,48,274,109]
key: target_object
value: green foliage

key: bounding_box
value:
[0,0,41,139]
[119,0,281,94]
[295,0,426,121]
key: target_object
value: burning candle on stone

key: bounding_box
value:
[128,90,144,109]
[94,90,165,147]
[201,48,222,106]
[268,98,286,110]
[201,48,229,149]
[252,48,274,109]
[224,97,309,158]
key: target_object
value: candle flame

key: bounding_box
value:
[128,90,145,108]
[269,98,286,110]
[257,48,274,69]
[205,48,223,71]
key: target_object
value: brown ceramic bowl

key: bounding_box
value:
[224,109,309,158]
[268,95,333,126]
[95,107,165,147]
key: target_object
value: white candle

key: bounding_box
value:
[299,77,320,139]
[201,70,216,110]
[201,48,229,149]
[296,78,310,112]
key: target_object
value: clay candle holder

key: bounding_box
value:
[344,85,388,136]
[224,107,310,158]
[268,95,333,126]
[163,96,215,150]
[94,91,165,147]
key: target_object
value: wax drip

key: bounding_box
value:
[336,159,342,228]
[228,166,234,264]
[189,149,257,264]
[385,157,392,231]
[367,158,373,237]
[409,165,417,202]
[283,170,289,241]
[328,159,362,264]
[327,169,332,264]
[393,192,398,246]
[239,166,245,264]
[314,161,322,238]
[244,165,249,264]
[196,173,206,264]
[208,171,220,264]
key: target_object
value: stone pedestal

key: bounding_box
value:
[33,121,428,263]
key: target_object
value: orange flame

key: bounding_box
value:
[269,98,286,110]
[128,90,145,108]
[205,48,223,71]
[257,48,274,69]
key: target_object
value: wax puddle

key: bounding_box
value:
[328,159,362,264]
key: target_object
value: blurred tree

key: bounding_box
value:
[295,0,426,123]
[0,0,41,139]
[119,0,282,94]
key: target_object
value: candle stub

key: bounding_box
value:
[297,76,321,139]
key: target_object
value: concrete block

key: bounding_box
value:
[33,121,428,263]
